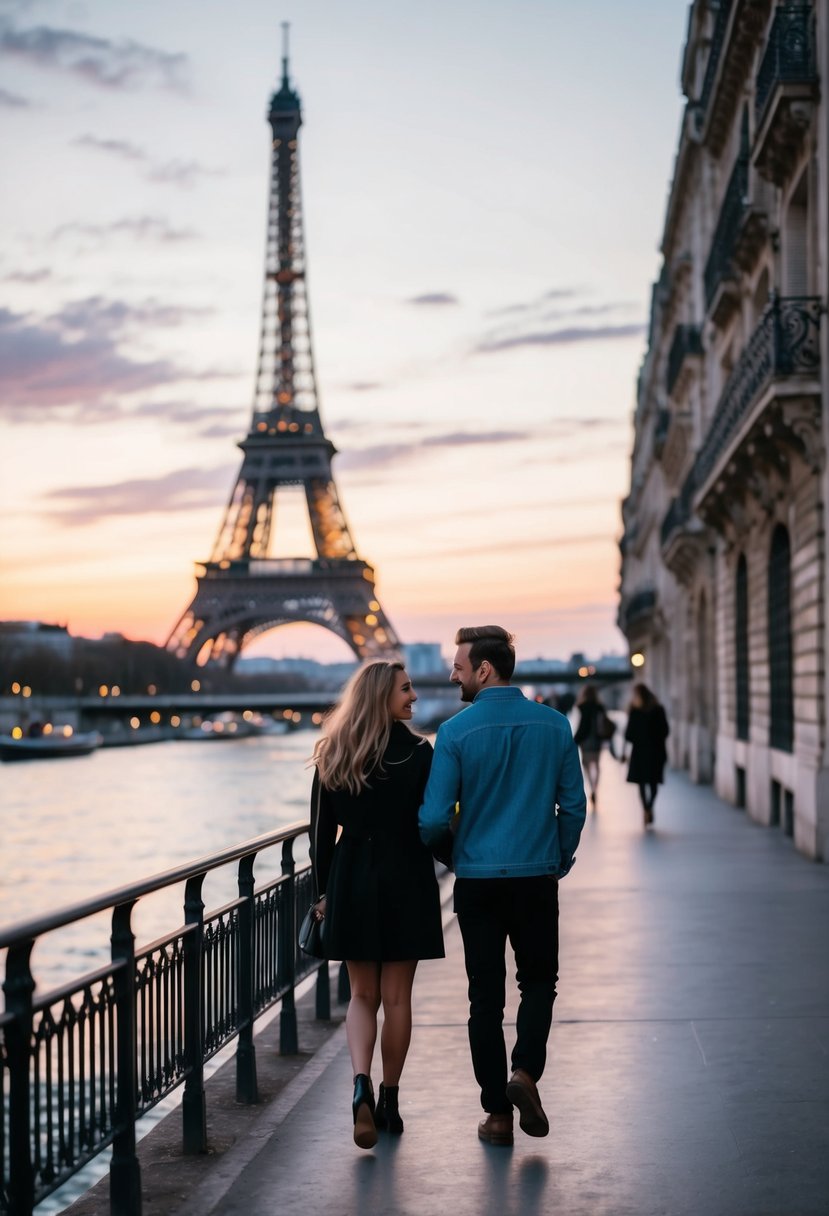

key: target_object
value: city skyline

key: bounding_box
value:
[0,0,690,662]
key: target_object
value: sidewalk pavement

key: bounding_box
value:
[69,753,829,1216]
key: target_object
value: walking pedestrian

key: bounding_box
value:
[309,660,444,1149]
[622,682,670,828]
[573,683,614,807]
[419,626,586,1146]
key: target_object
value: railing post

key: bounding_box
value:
[338,961,351,1005]
[236,855,258,1103]
[279,838,298,1055]
[110,902,142,1216]
[182,876,207,1154]
[4,940,35,1216]
[315,961,331,1020]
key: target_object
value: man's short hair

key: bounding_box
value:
[455,625,516,681]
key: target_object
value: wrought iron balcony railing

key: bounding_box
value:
[660,469,698,550]
[666,325,703,396]
[694,293,821,489]
[704,154,750,309]
[755,3,817,127]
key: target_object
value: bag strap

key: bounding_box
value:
[311,770,322,902]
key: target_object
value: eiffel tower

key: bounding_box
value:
[168,32,400,666]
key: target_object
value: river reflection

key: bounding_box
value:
[1,731,318,993]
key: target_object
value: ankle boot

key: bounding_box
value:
[375,1083,404,1134]
[352,1074,377,1149]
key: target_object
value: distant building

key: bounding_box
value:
[618,1,829,861]
[402,643,445,676]
[0,621,74,659]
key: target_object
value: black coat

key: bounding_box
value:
[574,699,608,753]
[625,705,670,785]
[310,722,444,962]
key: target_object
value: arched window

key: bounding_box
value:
[735,554,749,740]
[768,525,794,752]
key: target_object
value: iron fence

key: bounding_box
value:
[0,821,327,1216]
[694,293,821,489]
[755,3,817,127]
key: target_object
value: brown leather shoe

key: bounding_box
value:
[477,1112,514,1146]
[505,1068,549,1137]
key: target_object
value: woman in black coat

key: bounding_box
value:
[309,660,444,1149]
[623,682,670,828]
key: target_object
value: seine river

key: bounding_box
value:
[1,730,321,992]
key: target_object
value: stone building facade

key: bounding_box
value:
[619,0,829,860]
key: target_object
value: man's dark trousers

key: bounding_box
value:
[454,875,559,1114]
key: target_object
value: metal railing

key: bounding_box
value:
[0,822,329,1216]
[704,153,750,309]
[661,293,822,548]
[694,293,821,488]
[660,469,699,550]
[755,3,817,127]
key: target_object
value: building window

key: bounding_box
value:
[768,524,794,752]
[735,554,749,740]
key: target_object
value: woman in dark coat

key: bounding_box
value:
[623,682,670,828]
[309,660,444,1150]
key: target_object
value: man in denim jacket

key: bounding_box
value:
[419,625,586,1146]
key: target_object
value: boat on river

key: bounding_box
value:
[0,730,103,761]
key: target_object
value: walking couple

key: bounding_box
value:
[308,625,587,1149]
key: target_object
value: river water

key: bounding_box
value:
[1,731,320,992]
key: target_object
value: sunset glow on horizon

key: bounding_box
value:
[0,0,690,664]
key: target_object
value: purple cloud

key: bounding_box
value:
[74,135,223,189]
[0,21,189,92]
[406,292,460,306]
[474,323,647,354]
[0,302,233,420]
[44,464,236,525]
[51,216,198,244]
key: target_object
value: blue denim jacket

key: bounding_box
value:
[419,686,587,878]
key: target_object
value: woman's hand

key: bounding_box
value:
[313,895,327,922]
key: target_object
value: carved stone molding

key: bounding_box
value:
[780,395,823,471]
[697,390,822,530]
[754,96,815,185]
[663,524,710,587]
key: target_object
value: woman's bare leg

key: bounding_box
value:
[345,960,381,1076]
[379,960,418,1085]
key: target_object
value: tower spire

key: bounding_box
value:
[281,21,290,89]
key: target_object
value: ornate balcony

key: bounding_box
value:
[694,293,821,492]
[621,588,657,632]
[661,294,821,577]
[754,4,818,184]
[660,469,697,550]
[666,325,703,398]
[704,154,768,321]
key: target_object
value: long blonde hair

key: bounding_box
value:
[312,660,407,794]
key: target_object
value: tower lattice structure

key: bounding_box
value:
[168,37,400,666]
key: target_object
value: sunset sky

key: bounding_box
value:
[0,0,689,663]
